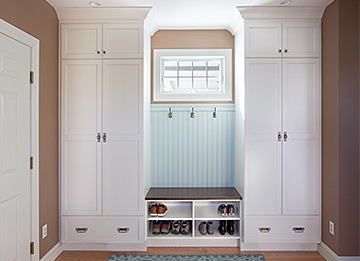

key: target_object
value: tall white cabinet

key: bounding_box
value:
[60,18,147,249]
[243,20,321,247]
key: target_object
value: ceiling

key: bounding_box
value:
[46,0,334,30]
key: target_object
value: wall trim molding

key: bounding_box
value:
[240,242,318,251]
[317,242,360,261]
[40,242,63,261]
[62,242,147,251]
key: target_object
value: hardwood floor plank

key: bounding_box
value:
[55,248,326,261]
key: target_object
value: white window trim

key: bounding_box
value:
[153,49,232,102]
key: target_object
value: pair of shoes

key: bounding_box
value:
[218,220,235,235]
[170,220,191,235]
[152,220,171,235]
[198,220,214,236]
[149,203,168,217]
[217,204,235,217]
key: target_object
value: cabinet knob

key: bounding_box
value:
[97,51,100,54]
[278,49,282,53]
[103,50,106,54]
[97,133,101,143]
[103,132,107,143]
[278,132,282,142]
[284,131,288,142]
[284,49,288,53]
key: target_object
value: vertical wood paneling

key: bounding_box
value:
[151,105,235,187]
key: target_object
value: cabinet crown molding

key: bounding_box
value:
[57,7,152,22]
[237,6,326,20]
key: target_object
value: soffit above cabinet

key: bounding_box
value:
[46,0,334,31]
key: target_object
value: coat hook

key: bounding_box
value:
[191,107,195,118]
[168,108,172,119]
[213,107,217,118]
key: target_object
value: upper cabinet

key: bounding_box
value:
[245,21,320,58]
[61,23,143,59]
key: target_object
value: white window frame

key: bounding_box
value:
[153,49,232,102]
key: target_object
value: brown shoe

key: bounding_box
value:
[157,204,168,217]
[149,203,158,217]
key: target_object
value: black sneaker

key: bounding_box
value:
[161,220,171,235]
[218,204,227,217]
[180,220,191,235]
[171,220,181,235]
[227,204,235,216]
[152,220,162,235]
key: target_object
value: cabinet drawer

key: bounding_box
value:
[61,217,142,243]
[244,216,320,243]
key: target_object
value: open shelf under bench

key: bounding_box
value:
[145,187,242,247]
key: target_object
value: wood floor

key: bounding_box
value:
[55,248,326,261]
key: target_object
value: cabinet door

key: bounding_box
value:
[245,59,282,215]
[61,60,102,215]
[61,24,102,59]
[245,22,282,58]
[282,22,320,58]
[282,59,320,215]
[103,24,143,59]
[102,60,143,215]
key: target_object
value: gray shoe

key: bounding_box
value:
[198,221,207,236]
[181,220,191,235]
[207,220,214,235]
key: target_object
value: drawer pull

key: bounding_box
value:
[117,227,129,233]
[292,227,305,233]
[75,227,88,233]
[259,227,271,233]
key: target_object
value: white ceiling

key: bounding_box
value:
[46,0,333,29]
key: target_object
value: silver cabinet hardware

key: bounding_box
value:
[97,133,101,143]
[191,108,195,118]
[75,227,88,233]
[259,227,271,233]
[213,107,217,118]
[292,227,305,233]
[117,227,129,233]
[103,132,107,143]
[284,131,288,142]
[168,108,172,119]
[278,132,282,142]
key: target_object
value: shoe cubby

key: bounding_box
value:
[194,220,240,238]
[145,187,242,246]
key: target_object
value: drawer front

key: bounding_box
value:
[62,217,142,243]
[244,216,320,243]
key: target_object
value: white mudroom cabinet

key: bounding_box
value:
[60,19,147,250]
[242,20,321,248]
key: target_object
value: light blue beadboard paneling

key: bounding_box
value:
[151,105,235,187]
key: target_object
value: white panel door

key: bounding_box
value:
[61,24,102,59]
[245,59,282,215]
[0,33,31,261]
[245,22,282,58]
[61,60,102,215]
[282,59,320,215]
[103,24,143,59]
[102,60,142,215]
[283,22,320,58]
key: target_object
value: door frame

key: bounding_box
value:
[0,19,40,261]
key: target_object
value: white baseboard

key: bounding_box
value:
[62,242,147,251]
[148,238,239,247]
[317,242,360,261]
[40,242,63,261]
[240,242,317,251]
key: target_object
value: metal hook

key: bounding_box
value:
[213,107,217,118]
[168,108,172,119]
[191,108,195,118]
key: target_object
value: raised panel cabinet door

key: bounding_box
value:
[103,140,141,215]
[245,59,282,216]
[282,22,320,58]
[103,24,143,59]
[61,24,102,59]
[61,60,102,215]
[245,22,282,58]
[282,59,320,215]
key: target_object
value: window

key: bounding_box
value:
[153,49,232,103]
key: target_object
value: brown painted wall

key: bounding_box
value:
[151,30,234,104]
[0,0,59,258]
[322,0,360,256]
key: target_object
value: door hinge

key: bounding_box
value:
[30,71,34,84]
[30,156,34,170]
[30,242,34,255]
